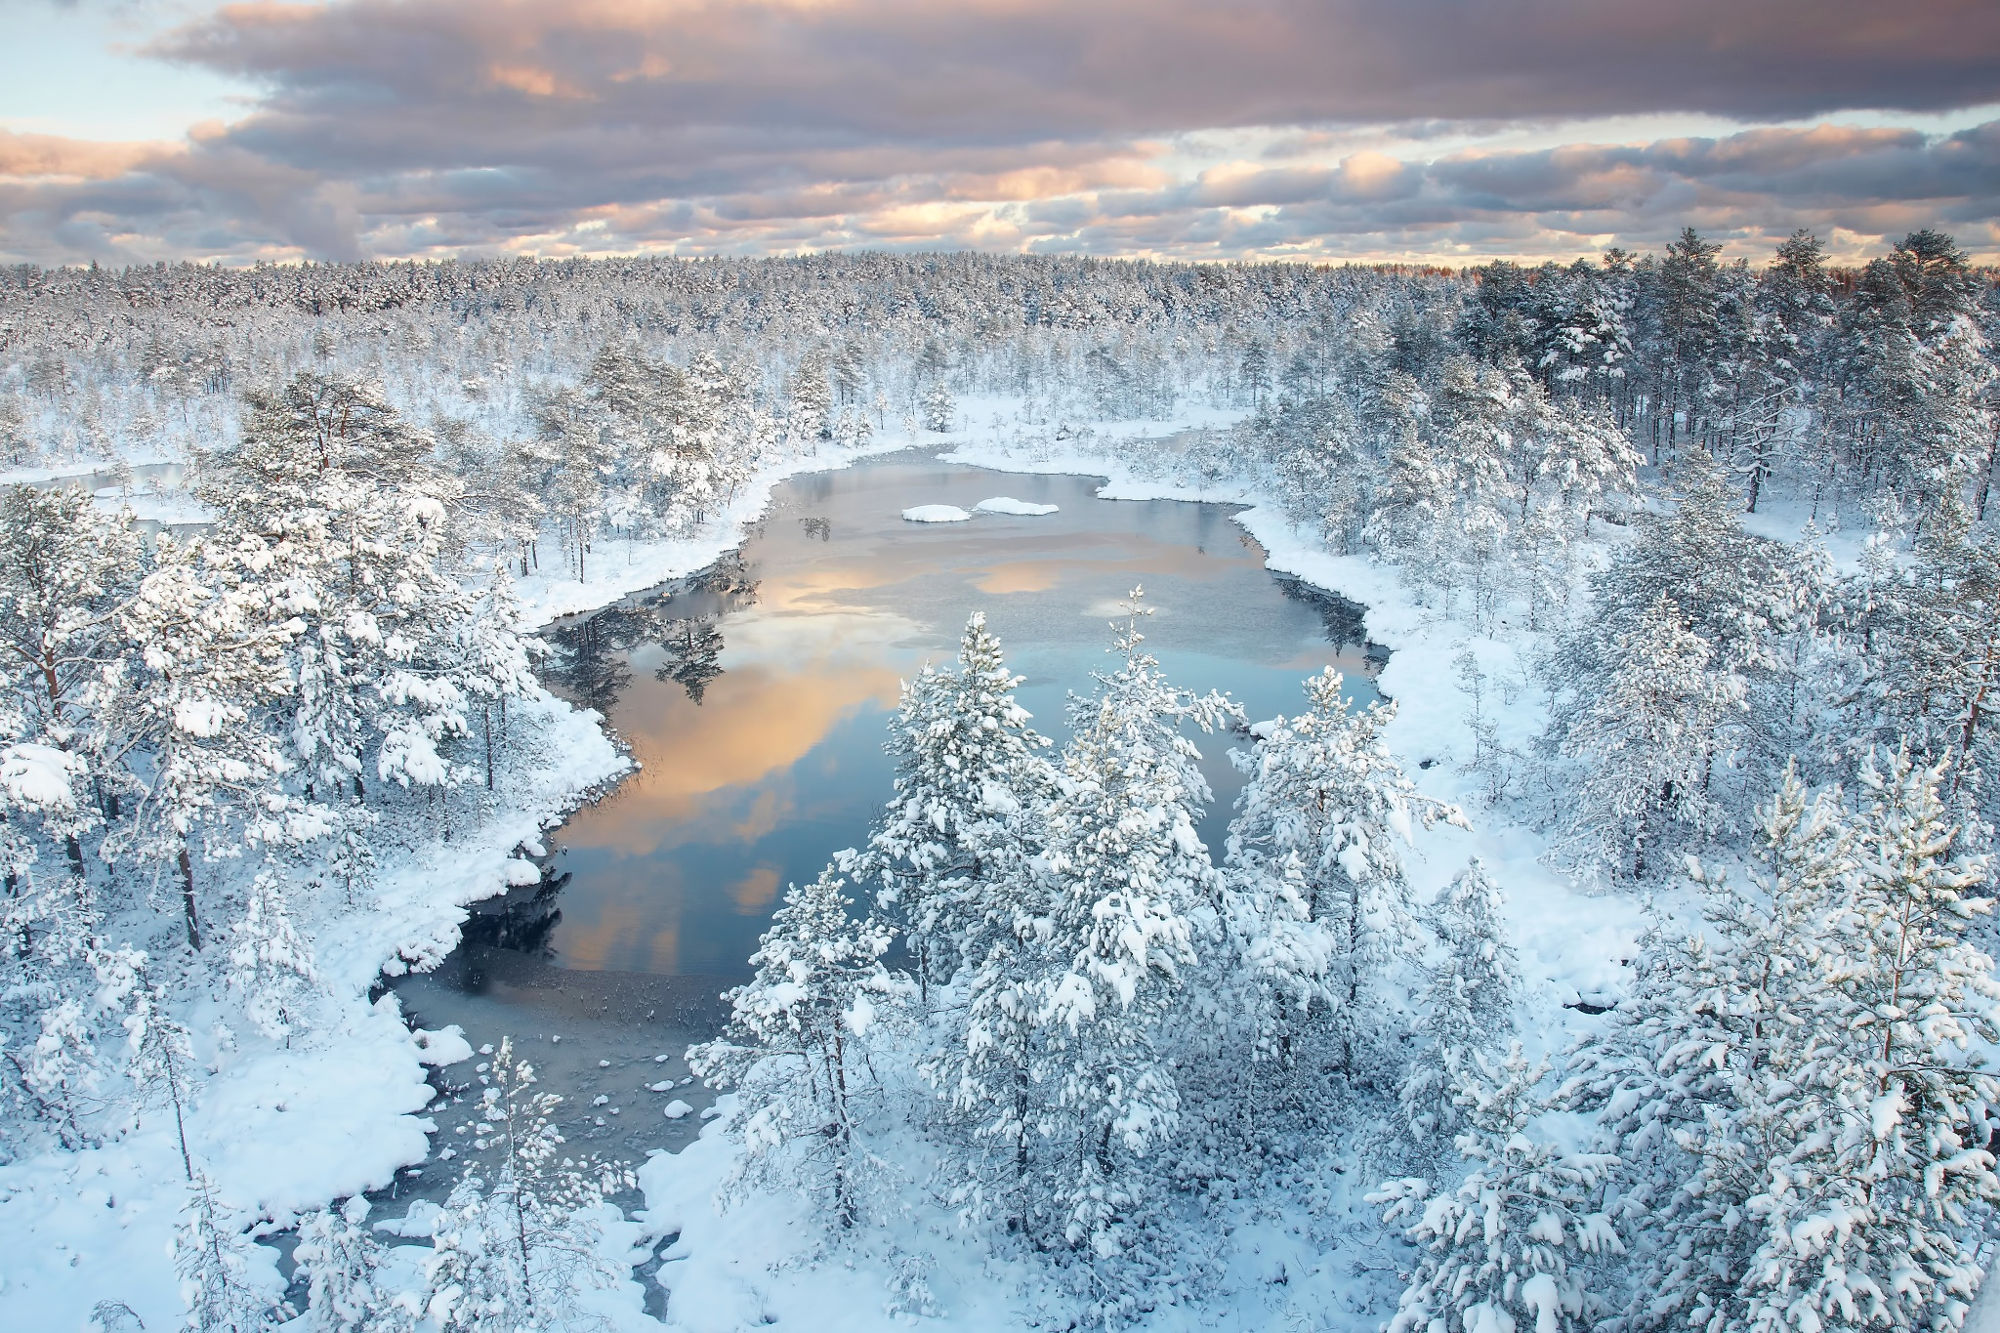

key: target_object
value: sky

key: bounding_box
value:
[1,0,1997,268]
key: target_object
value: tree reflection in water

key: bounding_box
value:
[543,550,762,713]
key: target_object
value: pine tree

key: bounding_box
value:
[0,483,143,881]
[423,1037,628,1331]
[1561,592,1746,878]
[175,1168,280,1332]
[1398,859,1518,1150]
[1734,749,2000,1332]
[1374,1045,1622,1333]
[104,534,293,951]
[1565,765,1856,1330]
[295,1197,418,1333]
[1030,590,1238,1253]
[227,866,320,1041]
[922,380,956,433]
[1224,666,1464,1085]
[849,611,1054,1002]
[686,868,898,1227]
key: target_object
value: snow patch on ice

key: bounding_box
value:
[901,504,972,523]
[412,1026,473,1067]
[973,496,1059,515]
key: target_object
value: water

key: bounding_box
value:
[384,452,1384,1185]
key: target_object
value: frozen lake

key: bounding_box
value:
[385,452,1385,1184]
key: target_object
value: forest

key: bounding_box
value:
[1,228,1998,1332]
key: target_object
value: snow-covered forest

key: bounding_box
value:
[3,230,1999,1331]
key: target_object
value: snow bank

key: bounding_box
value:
[901,504,973,523]
[973,496,1059,515]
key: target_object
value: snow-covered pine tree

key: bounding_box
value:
[1561,592,1746,878]
[1224,666,1464,1091]
[1398,858,1518,1152]
[849,611,1054,1002]
[1030,590,1238,1255]
[687,867,898,1227]
[1563,764,1856,1331]
[175,1167,281,1332]
[1373,1045,1622,1333]
[294,1196,417,1333]
[1727,748,2000,1332]
[788,349,834,449]
[0,483,144,881]
[227,866,320,1042]
[104,533,293,951]
[922,380,956,433]
[423,1036,628,1331]
[116,950,200,1179]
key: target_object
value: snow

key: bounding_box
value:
[901,503,973,523]
[662,1099,694,1120]
[973,495,1060,515]
[0,685,629,1331]
[412,1025,474,1066]
[0,742,80,810]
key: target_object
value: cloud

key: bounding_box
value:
[4,0,1999,263]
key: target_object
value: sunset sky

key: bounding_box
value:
[3,0,1997,267]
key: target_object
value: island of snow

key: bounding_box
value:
[973,496,1060,515]
[900,504,972,523]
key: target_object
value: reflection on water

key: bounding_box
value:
[469,452,1385,981]
[385,452,1386,1178]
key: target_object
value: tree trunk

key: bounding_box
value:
[178,846,201,951]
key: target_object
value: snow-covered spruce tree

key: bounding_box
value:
[1223,666,1464,1095]
[848,610,1054,1003]
[1373,1045,1622,1333]
[687,867,899,1228]
[1029,590,1239,1258]
[294,1196,418,1333]
[1560,592,1746,879]
[175,1167,281,1332]
[1397,858,1519,1154]
[423,1036,629,1332]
